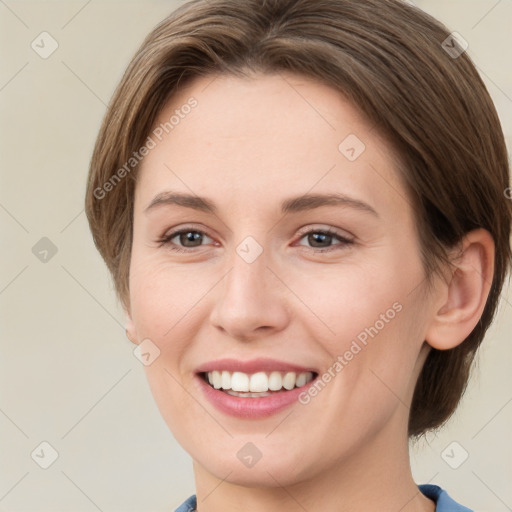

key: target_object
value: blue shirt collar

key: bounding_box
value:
[174,485,473,511]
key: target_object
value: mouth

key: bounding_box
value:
[194,358,320,418]
[199,370,318,397]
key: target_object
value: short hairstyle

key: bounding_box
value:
[85,0,512,437]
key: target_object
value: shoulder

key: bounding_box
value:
[419,484,474,512]
[174,494,196,512]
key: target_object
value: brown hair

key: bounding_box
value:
[85,0,511,437]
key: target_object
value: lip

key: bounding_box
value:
[195,357,317,374]
[194,358,319,419]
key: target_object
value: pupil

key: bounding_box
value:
[310,233,331,247]
[181,231,201,246]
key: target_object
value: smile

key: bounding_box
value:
[202,370,316,396]
[194,358,320,418]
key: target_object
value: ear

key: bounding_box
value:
[124,306,139,346]
[425,228,495,350]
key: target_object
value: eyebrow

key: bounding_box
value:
[144,191,379,217]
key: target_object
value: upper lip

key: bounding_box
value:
[195,358,318,375]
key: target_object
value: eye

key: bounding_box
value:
[157,226,354,254]
[158,228,214,253]
[295,228,354,252]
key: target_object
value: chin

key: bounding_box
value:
[194,445,317,488]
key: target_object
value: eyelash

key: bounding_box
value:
[157,226,354,254]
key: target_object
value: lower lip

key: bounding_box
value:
[196,374,316,419]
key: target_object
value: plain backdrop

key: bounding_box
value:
[0,1,511,511]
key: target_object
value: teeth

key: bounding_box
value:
[226,390,273,397]
[296,372,307,387]
[211,371,221,389]
[221,371,231,389]
[268,371,282,391]
[231,372,249,392]
[249,372,268,392]
[205,370,314,393]
[283,372,296,390]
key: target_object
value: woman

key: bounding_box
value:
[85,0,511,510]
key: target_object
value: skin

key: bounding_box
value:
[125,72,494,512]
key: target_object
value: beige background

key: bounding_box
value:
[0,1,510,511]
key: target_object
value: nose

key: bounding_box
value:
[209,245,290,341]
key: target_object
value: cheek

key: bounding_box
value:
[293,250,426,398]
[289,259,412,348]
[128,255,213,339]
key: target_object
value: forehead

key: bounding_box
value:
[135,72,408,219]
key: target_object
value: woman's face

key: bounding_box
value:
[127,72,440,486]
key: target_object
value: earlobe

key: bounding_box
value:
[125,310,139,345]
[425,229,494,351]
